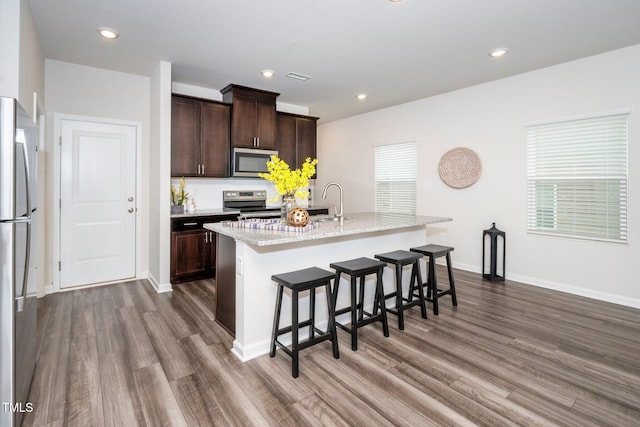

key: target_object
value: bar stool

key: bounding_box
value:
[270,267,340,378]
[374,250,427,330]
[330,257,389,351]
[410,244,457,315]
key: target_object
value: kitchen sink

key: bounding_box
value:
[313,216,351,223]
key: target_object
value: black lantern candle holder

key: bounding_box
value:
[482,222,505,281]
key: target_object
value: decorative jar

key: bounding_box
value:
[288,207,310,227]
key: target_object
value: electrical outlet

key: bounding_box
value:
[236,257,243,275]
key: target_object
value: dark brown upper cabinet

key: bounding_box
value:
[221,84,279,149]
[276,112,319,176]
[171,95,230,177]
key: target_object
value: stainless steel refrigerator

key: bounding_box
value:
[1,97,38,427]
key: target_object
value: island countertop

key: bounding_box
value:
[205,212,453,247]
[209,211,453,361]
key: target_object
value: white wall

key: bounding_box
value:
[18,0,44,114]
[148,60,172,292]
[44,60,151,290]
[0,0,44,113]
[317,44,640,308]
[0,0,20,99]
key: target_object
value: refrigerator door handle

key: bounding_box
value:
[17,136,32,215]
[15,138,32,313]
[15,221,31,313]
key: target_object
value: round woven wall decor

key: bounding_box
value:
[438,147,482,189]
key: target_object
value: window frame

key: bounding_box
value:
[374,140,417,215]
[526,111,629,244]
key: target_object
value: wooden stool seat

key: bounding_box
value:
[270,267,340,378]
[410,244,458,315]
[330,257,389,351]
[374,250,427,330]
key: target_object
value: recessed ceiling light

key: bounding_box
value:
[389,0,403,2]
[489,48,508,58]
[261,69,275,78]
[97,27,119,40]
[357,94,367,100]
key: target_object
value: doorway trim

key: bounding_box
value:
[50,113,142,293]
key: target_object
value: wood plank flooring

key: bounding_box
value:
[23,269,640,426]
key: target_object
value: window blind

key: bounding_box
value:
[526,113,628,243]
[375,141,417,214]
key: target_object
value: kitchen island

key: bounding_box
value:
[205,212,452,361]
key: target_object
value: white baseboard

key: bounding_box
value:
[231,319,331,362]
[232,339,271,362]
[452,262,640,309]
[147,273,172,293]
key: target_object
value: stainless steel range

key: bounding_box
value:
[223,190,281,219]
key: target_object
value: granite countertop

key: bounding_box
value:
[205,212,452,247]
[171,209,239,219]
[171,204,331,219]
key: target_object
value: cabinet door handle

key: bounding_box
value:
[201,164,205,175]
[197,164,201,175]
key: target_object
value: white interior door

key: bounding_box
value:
[60,119,137,288]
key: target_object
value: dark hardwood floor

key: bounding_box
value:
[23,268,640,426]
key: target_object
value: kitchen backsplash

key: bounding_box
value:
[171,177,314,210]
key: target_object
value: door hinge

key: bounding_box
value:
[58,261,61,271]
[59,136,62,146]
[59,198,61,208]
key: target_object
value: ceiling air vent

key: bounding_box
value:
[286,72,311,81]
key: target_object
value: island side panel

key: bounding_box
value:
[232,226,428,362]
[216,233,236,335]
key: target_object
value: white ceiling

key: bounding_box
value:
[28,0,640,123]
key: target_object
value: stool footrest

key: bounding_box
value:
[335,304,365,317]
[274,330,335,355]
[274,318,314,336]
[336,313,384,332]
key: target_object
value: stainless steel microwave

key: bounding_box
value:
[231,147,278,177]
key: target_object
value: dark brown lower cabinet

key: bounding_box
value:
[171,229,210,280]
[215,233,236,335]
[170,214,237,284]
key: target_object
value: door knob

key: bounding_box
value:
[128,207,134,213]
[128,196,134,202]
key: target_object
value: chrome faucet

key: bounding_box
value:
[321,182,344,219]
